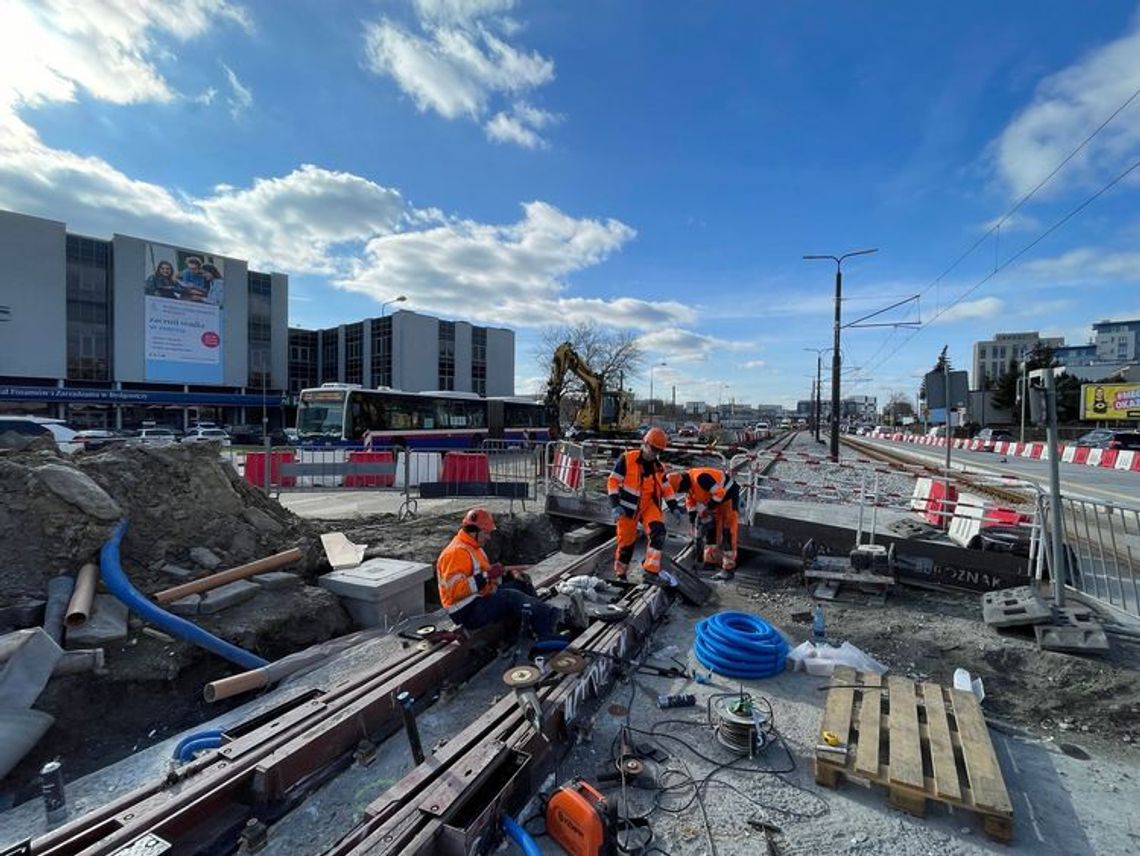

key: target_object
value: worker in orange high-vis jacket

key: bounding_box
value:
[606,427,684,585]
[667,467,741,580]
[437,507,587,637]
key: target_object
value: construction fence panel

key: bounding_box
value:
[1046,495,1140,621]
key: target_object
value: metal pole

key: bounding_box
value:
[1026,360,1035,442]
[396,690,425,765]
[649,367,654,423]
[943,357,952,500]
[262,359,271,495]
[1044,367,1066,607]
[815,354,822,442]
[830,265,842,462]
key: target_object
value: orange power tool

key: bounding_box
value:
[545,779,612,856]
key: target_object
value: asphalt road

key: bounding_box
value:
[860,437,1140,506]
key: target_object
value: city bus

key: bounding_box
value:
[295,385,549,448]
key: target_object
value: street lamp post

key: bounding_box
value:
[381,295,407,317]
[803,248,878,461]
[648,361,667,423]
[802,347,828,443]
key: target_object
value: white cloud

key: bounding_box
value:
[993,14,1140,198]
[982,211,1040,233]
[739,359,767,370]
[362,2,557,146]
[221,63,252,118]
[936,296,1005,323]
[486,101,558,148]
[194,86,219,106]
[1024,248,1140,282]
[636,328,750,363]
[337,202,688,328]
[0,0,250,111]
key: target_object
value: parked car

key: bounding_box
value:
[228,425,290,445]
[0,416,80,452]
[975,428,1014,449]
[678,422,698,438]
[130,427,179,446]
[1075,429,1140,450]
[73,429,127,451]
[181,427,232,446]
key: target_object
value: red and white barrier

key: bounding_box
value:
[866,433,1140,473]
[551,442,583,491]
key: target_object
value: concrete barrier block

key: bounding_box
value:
[168,594,202,616]
[198,580,260,614]
[253,571,303,591]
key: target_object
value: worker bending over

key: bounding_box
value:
[667,467,740,580]
[437,507,587,637]
[607,427,683,584]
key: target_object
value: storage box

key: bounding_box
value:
[318,557,434,628]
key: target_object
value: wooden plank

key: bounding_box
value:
[921,682,961,802]
[820,666,857,747]
[950,689,1013,814]
[886,677,924,791]
[854,673,882,777]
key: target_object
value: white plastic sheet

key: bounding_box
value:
[786,640,888,676]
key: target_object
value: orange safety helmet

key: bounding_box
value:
[643,427,669,451]
[667,472,691,494]
[463,507,496,533]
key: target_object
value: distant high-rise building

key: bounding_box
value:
[972,332,1064,389]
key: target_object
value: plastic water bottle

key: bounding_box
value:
[812,605,826,643]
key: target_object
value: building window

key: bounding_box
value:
[438,320,455,391]
[345,322,363,385]
[472,326,487,396]
[370,317,393,388]
[66,236,112,381]
[320,328,339,384]
[288,329,318,393]
[978,347,986,359]
[247,272,273,387]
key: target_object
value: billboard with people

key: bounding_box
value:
[144,243,225,382]
[1082,383,1140,420]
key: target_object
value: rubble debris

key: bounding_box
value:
[64,595,128,647]
[189,547,222,570]
[154,547,304,603]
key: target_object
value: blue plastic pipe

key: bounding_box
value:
[501,814,542,856]
[694,611,788,679]
[175,733,224,761]
[172,730,223,760]
[531,638,569,652]
[100,520,268,670]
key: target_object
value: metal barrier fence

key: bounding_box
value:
[224,444,546,519]
[544,440,731,499]
[1039,493,1140,621]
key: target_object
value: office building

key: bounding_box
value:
[971,332,1065,389]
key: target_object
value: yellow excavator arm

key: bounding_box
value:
[544,342,628,437]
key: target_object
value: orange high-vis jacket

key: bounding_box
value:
[437,529,491,611]
[683,467,735,509]
[607,449,675,515]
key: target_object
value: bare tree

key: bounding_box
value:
[534,321,644,423]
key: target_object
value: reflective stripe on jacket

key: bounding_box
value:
[606,449,675,514]
[682,467,736,510]
[437,529,490,611]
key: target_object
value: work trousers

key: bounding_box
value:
[451,587,560,638]
[615,499,666,574]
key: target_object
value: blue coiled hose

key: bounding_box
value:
[694,611,788,679]
[174,731,224,761]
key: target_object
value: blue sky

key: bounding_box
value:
[3,1,1140,409]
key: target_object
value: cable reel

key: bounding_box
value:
[708,692,771,757]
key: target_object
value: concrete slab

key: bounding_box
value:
[189,547,222,569]
[64,595,128,647]
[167,594,201,616]
[160,563,196,581]
[319,558,434,629]
[198,580,260,615]
[1035,606,1111,653]
[561,523,612,555]
[253,572,303,591]
[982,586,1052,627]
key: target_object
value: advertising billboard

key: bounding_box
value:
[1081,383,1140,420]
[144,244,224,383]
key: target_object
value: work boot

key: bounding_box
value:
[613,560,629,580]
[712,569,735,582]
[563,592,589,631]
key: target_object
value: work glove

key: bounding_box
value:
[667,502,685,526]
[486,562,505,581]
[610,505,624,522]
[472,572,488,592]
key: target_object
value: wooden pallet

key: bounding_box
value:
[814,666,1013,842]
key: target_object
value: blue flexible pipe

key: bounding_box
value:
[501,814,542,856]
[531,638,569,652]
[694,611,788,679]
[175,734,224,761]
[100,520,268,670]
[173,730,223,760]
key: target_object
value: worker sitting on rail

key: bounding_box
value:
[606,427,684,584]
[667,467,740,580]
[437,507,588,638]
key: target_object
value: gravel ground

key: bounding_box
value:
[756,432,917,510]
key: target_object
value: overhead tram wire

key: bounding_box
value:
[852,151,1140,385]
[842,76,1140,392]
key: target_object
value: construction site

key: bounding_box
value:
[1,423,1138,856]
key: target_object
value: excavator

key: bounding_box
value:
[545,342,636,439]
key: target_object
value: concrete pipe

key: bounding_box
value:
[66,562,98,628]
[203,668,270,703]
[154,547,304,604]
